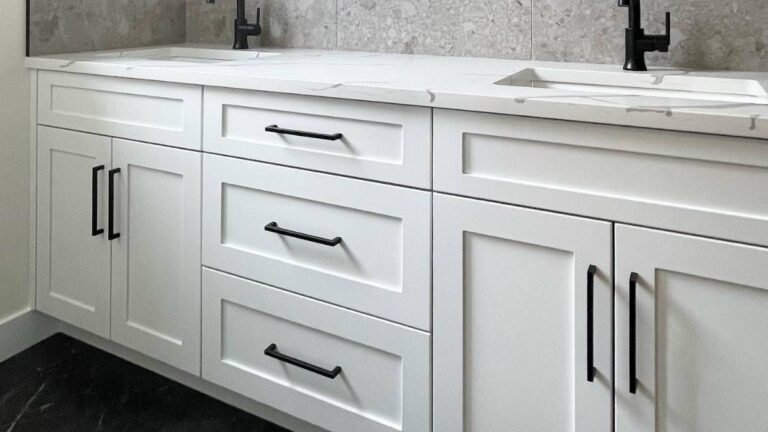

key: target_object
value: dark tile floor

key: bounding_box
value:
[0,334,291,432]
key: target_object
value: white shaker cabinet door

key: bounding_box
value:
[36,126,112,338]
[433,194,613,432]
[615,225,768,432]
[110,139,202,375]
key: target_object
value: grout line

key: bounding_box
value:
[334,0,340,49]
[530,0,535,60]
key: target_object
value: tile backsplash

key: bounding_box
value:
[186,0,768,71]
[29,0,768,71]
[185,0,337,49]
[28,0,186,56]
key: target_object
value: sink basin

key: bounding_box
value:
[497,68,768,105]
[94,47,280,64]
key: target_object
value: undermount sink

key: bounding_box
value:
[497,68,768,105]
[94,47,280,64]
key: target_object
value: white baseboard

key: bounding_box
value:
[0,309,60,363]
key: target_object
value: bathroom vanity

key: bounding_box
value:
[25,46,768,432]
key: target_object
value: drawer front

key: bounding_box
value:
[202,268,431,432]
[38,71,202,150]
[203,154,431,330]
[434,109,768,246]
[203,88,431,188]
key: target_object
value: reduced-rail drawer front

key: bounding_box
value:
[434,109,768,246]
[38,71,202,149]
[202,154,431,330]
[202,268,431,432]
[203,88,431,187]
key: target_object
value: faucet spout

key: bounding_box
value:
[619,0,671,71]
[233,1,262,50]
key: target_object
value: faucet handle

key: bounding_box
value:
[654,12,672,52]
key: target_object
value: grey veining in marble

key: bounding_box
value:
[27,46,768,140]
[186,0,337,49]
[29,0,186,56]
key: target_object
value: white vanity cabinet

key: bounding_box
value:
[433,194,613,432]
[615,225,768,432]
[28,63,768,432]
[35,126,202,374]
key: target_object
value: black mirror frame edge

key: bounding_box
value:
[26,0,30,56]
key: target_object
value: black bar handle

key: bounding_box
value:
[629,272,639,394]
[265,222,342,247]
[264,343,342,379]
[587,265,597,382]
[91,165,105,236]
[266,124,343,141]
[108,168,121,241]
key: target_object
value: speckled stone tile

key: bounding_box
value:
[533,0,768,71]
[28,0,768,71]
[29,0,186,56]
[337,0,532,59]
[186,0,337,49]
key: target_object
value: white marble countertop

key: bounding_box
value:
[25,44,768,140]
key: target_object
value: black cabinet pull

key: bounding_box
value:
[91,165,105,236]
[587,265,597,382]
[108,168,121,241]
[265,124,343,141]
[265,222,342,247]
[629,272,639,394]
[264,343,342,379]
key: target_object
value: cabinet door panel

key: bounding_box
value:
[616,225,768,432]
[434,194,613,432]
[36,126,111,337]
[110,139,201,374]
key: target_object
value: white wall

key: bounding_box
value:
[0,0,32,321]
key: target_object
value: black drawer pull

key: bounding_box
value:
[265,124,343,141]
[587,265,597,382]
[629,272,639,394]
[265,222,342,247]
[264,343,342,379]
[108,168,121,241]
[91,165,105,236]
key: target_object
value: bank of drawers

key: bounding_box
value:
[200,92,433,432]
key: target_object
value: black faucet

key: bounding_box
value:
[618,0,671,71]
[233,0,261,50]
